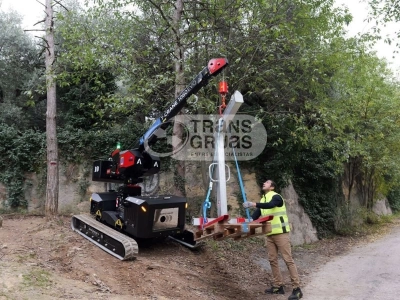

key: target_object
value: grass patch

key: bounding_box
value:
[16,252,36,263]
[337,214,398,237]
[294,243,318,250]
[335,207,399,237]
[0,207,30,216]
[205,235,264,253]
[0,291,11,299]
[22,268,52,288]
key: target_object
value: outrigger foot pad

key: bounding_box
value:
[168,230,204,249]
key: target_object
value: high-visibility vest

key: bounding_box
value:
[260,191,290,235]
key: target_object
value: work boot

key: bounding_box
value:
[288,287,303,300]
[265,285,285,294]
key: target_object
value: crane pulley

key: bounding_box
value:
[218,81,228,115]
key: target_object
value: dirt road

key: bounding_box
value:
[0,215,281,300]
[0,215,398,300]
[304,223,400,299]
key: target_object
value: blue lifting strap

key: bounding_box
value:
[232,146,251,222]
[202,170,214,226]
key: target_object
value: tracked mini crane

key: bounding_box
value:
[71,58,229,260]
[71,58,273,260]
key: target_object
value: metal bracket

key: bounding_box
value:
[209,163,231,182]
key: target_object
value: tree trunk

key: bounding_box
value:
[172,0,186,197]
[346,156,361,203]
[45,0,59,216]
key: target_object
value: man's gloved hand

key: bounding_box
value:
[243,202,255,209]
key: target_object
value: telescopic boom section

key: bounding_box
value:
[137,58,229,151]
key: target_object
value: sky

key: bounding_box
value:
[334,0,400,77]
[1,0,399,76]
[1,0,44,28]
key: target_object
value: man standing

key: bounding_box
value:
[243,179,303,300]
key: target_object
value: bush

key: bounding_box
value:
[387,188,400,213]
[0,125,45,208]
[334,204,364,234]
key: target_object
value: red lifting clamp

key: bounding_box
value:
[218,81,228,115]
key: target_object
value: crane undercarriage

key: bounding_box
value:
[71,189,197,260]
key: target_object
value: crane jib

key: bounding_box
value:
[138,58,228,148]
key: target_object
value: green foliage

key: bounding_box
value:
[387,188,400,213]
[313,47,400,208]
[0,10,38,103]
[56,4,176,121]
[0,119,147,209]
[0,125,45,208]
[57,67,118,130]
[57,117,146,163]
[0,10,43,131]
[292,150,343,237]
